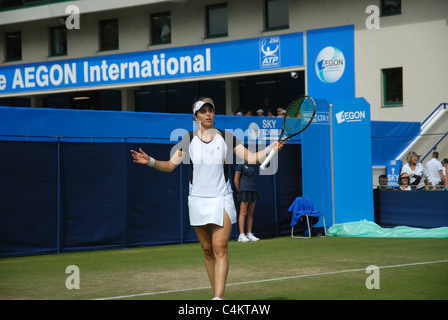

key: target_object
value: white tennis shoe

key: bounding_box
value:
[247,233,259,242]
[238,233,259,242]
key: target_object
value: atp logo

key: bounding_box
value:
[260,36,281,68]
[315,46,345,83]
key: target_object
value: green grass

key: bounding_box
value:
[1,236,447,300]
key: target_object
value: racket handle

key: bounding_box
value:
[260,149,278,169]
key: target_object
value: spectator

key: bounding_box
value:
[442,158,448,190]
[425,151,444,189]
[398,173,421,191]
[276,109,286,118]
[401,151,427,190]
[256,109,264,116]
[377,174,388,190]
[267,109,275,117]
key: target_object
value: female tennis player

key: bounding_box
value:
[131,97,283,300]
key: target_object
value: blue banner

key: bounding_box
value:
[0,32,303,96]
[306,25,355,102]
[301,99,332,227]
[331,98,374,223]
[0,106,299,145]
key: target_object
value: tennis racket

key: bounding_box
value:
[260,95,316,169]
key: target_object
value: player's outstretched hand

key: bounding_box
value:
[131,148,150,165]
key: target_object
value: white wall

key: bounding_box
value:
[354,0,448,122]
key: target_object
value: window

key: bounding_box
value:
[135,80,226,114]
[1,0,71,11]
[50,26,67,56]
[0,0,23,10]
[382,67,403,107]
[265,0,289,31]
[151,12,171,45]
[381,0,401,16]
[23,0,44,4]
[239,71,304,114]
[5,31,22,61]
[206,3,228,38]
[100,19,119,51]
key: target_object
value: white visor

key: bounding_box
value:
[193,101,215,114]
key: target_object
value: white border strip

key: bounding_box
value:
[94,259,448,300]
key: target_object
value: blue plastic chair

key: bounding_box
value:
[288,197,327,239]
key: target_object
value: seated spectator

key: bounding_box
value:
[398,173,421,191]
[276,109,286,118]
[376,174,388,190]
[400,151,428,190]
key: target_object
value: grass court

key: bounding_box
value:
[1,236,447,300]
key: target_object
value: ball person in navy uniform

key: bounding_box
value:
[131,97,283,300]
[234,161,260,242]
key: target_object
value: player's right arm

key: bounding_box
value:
[131,148,185,173]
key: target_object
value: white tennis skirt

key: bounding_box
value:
[188,193,237,227]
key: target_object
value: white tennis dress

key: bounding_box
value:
[176,130,239,227]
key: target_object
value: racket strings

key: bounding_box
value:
[284,98,312,135]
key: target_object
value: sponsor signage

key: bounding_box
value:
[307,25,355,102]
[331,98,374,223]
[387,160,402,187]
[0,33,303,96]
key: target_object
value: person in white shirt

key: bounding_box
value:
[401,151,428,190]
[131,97,283,300]
[442,158,448,190]
[425,151,444,188]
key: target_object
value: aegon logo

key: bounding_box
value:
[335,110,366,124]
[315,46,345,84]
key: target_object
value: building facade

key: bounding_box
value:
[0,0,447,122]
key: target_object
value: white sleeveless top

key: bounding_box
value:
[175,130,240,226]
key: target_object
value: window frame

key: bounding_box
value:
[264,0,289,32]
[4,31,22,62]
[205,3,228,39]
[99,18,119,52]
[382,67,403,108]
[150,11,172,45]
[49,26,67,57]
[0,0,73,12]
[380,0,401,17]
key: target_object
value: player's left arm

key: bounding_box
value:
[233,141,283,165]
